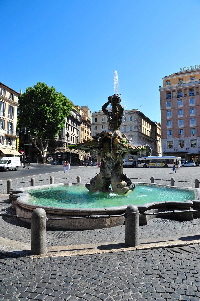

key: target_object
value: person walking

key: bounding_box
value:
[63,161,70,173]
[172,163,176,173]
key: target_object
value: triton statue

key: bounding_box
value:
[81,94,135,194]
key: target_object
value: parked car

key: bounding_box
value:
[181,161,196,167]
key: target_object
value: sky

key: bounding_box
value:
[1,0,200,123]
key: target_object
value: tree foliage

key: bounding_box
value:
[18,82,73,161]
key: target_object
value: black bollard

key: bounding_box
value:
[171,177,175,186]
[7,179,12,194]
[195,179,199,188]
[76,176,81,184]
[31,178,35,186]
[125,205,139,247]
[31,208,47,255]
[150,176,154,184]
[50,175,54,184]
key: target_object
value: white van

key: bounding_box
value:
[0,156,20,171]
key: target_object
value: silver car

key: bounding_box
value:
[181,161,196,167]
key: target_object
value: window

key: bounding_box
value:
[102,116,105,122]
[189,89,194,96]
[191,139,197,148]
[0,119,5,130]
[94,125,97,130]
[167,110,172,117]
[129,116,132,121]
[189,98,195,105]
[0,136,4,144]
[166,101,171,107]
[7,122,13,134]
[178,99,183,107]
[190,128,196,136]
[190,76,195,81]
[167,130,172,137]
[129,126,132,131]
[1,88,6,96]
[123,116,126,122]
[123,126,126,132]
[190,118,196,126]
[177,90,183,98]
[178,129,184,136]
[6,138,12,146]
[166,92,171,99]
[94,117,97,122]
[8,105,14,119]
[166,80,170,85]
[9,93,14,100]
[190,108,195,115]
[167,120,172,127]
[167,141,173,148]
[101,124,105,129]
[178,119,184,127]
[178,140,184,148]
[0,102,5,116]
[178,109,183,116]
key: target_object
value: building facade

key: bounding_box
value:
[79,106,91,143]
[92,109,161,156]
[0,83,19,156]
[52,106,91,164]
[160,67,200,162]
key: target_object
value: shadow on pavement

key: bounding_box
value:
[179,234,200,241]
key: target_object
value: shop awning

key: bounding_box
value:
[12,150,21,156]
[0,149,21,155]
[0,148,12,155]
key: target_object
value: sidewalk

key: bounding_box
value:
[1,167,200,300]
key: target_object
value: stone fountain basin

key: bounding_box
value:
[10,183,200,230]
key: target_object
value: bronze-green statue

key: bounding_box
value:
[81,94,136,194]
[102,94,124,131]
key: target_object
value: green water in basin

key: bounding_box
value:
[26,185,195,209]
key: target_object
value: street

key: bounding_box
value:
[0,164,79,180]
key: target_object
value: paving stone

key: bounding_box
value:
[1,168,200,300]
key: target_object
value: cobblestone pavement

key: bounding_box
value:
[1,244,200,300]
[1,166,200,300]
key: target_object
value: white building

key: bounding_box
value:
[0,82,19,156]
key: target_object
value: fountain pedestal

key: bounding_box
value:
[83,94,136,194]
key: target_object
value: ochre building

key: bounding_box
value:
[160,66,200,162]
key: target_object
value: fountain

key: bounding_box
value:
[13,183,197,229]
[10,71,199,229]
[82,72,136,194]
[84,94,134,194]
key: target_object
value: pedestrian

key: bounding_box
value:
[63,161,70,173]
[172,163,176,173]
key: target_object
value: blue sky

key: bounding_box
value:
[1,0,200,122]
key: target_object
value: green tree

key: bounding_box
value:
[18,82,72,163]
